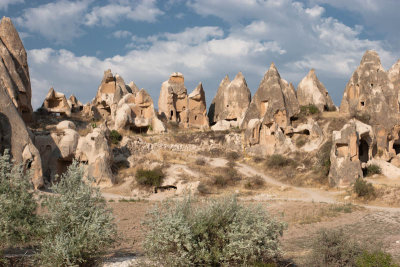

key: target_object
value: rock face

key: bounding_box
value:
[114,89,166,133]
[329,119,375,186]
[297,69,336,112]
[339,50,399,128]
[208,72,251,126]
[0,17,33,122]
[187,83,209,128]
[242,63,302,155]
[0,80,43,188]
[68,95,83,112]
[41,88,71,116]
[94,69,131,118]
[158,72,188,123]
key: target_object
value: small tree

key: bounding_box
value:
[38,162,117,266]
[144,195,286,266]
[0,150,39,249]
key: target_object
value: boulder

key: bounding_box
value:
[329,119,375,186]
[208,72,251,126]
[297,69,336,112]
[158,72,188,123]
[0,17,33,122]
[187,82,209,129]
[41,88,71,116]
[339,50,398,128]
[0,79,43,188]
[56,120,76,131]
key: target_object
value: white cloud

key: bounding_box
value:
[0,0,23,10]
[15,0,91,43]
[85,0,163,26]
[113,30,132,38]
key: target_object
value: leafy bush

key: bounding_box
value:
[267,154,293,168]
[38,162,117,266]
[353,178,376,199]
[366,164,382,176]
[195,157,206,166]
[309,229,363,267]
[295,137,307,148]
[226,151,240,161]
[144,196,286,266]
[109,130,122,144]
[355,250,399,267]
[300,105,320,116]
[354,112,371,124]
[135,167,164,187]
[0,150,39,249]
[244,175,266,189]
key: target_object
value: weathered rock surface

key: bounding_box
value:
[339,50,398,128]
[297,69,335,112]
[208,72,251,126]
[68,95,83,112]
[0,17,33,122]
[114,89,166,133]
[187,83,209,128]
[41,88,71,116]
[158,72,188,123]
[0,80,43,188]
[329,119,374,186]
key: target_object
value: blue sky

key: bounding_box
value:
[1,0,399,109]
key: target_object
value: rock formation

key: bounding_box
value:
[208,72,251,127]
[0,80,43,188]
[339,50,399,127]
[114,89,166,133]
[68,95,83,112]
[94,69,131,118]
[0,17,33,122]
[329,119,375,186]
[41,88,72,116]
[158,72,188,123]
[297,69,336,112]
[187,83,209,128]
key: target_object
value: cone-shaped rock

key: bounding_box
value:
[241,63,299,129]
[388,59,400,88]
[0,17,32,122]
[187,82,209,128]
[297,69,335,112]
[339,50,398,128]
[42,88,71,116]
[208,72,251,125]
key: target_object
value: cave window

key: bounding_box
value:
[141,109,143,115]
[371,83,373,87]
[360,101,365,107]
[226,105,229,107]
[170,110,174,119]
[182,106,186,110]
[194,115,197,121]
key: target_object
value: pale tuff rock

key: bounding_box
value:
[297,69,335,112]
[158,72,188,123]
[339,50,398,128]
[281,79,300,118]
[41,88,72,116]
[67,95,83,112]
[0,17,33,122]
[127,81,139,94]
[56,120,76,131]
[329,119,374,186]
[114,89,166,133]
[0,79,43,188]
[76,127,114,186]
[208,72,251,126]
[187,83,209,129]
[388,59,400,86]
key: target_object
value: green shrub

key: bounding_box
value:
[135,167,164,187]
[144,196,286,266]
[109,130,122,144]
[354,112,371,124]
[226,151,240,161]
[300,105,320,116]
[309,229,363,267]
[355,250,399,267]
[295,137,307,148]
[245,175,266,189]
[366,164,382,176]
[195,157,206,166]
[354,178,376,199]
[267,154,293,168]
[38,162,117,266]
[0,150,39,249]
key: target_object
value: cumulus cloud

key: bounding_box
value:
[15,0,91,43]
[0,0,24,10]
[85,0,163,26]
[113,30,132,39]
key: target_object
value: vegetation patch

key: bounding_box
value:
[300,104,320,116]
[267,154,293,168]
[244,175,265,190]
[109,129,122,144]
[143,196,286,266]
[354,178,376,199]
[295,137,307,148]
[135,167,165,187]
[366,164,382,176]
